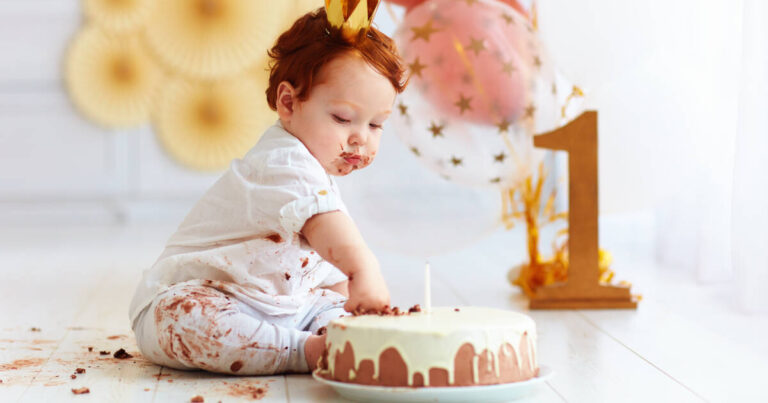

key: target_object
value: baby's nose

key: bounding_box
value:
[348,130,367,145]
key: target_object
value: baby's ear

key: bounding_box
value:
[276,81,296,119]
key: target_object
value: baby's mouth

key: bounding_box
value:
[340,152,362,165]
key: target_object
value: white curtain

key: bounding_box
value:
[660,0,768,314]
[731,0,768,313]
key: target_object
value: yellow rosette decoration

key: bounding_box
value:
[145,0,286,79]
[155,76,277,170]
[65,25,162,128]
[83,0,156,33]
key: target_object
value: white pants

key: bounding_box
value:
[132,280,346,375]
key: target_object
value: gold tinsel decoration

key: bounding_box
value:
[503,162,627,298]
[65,25,162,128]
[145,0,285,79]
[155,76,277,170]
[83,0,156,33]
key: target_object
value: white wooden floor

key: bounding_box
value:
[1,223,767,403]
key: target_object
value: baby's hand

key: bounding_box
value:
[344,268,390,313]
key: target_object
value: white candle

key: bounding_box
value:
[424,261,431,314]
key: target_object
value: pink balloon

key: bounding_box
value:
[386,0,427,12]
[395,0,540,125]
[387,0,530,20]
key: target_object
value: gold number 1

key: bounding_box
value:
[531,111,637,309]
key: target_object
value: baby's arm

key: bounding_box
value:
[302,211,390,312]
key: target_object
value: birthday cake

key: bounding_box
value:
[319,306,538,387]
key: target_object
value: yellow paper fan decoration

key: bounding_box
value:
[145,0,285,79]
[65,25,162,128]
[83,0,156,33]
[155,76,277,170]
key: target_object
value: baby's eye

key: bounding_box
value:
[332,114,349,124]
[369,123,383,130]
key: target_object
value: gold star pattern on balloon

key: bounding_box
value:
[533,55,542,70]
[450,156,463,166]
[501,13,514,25]
[502,61,516,76]
[410,146,420,156]
[454,93,472,114]
[411,20,440,42]
[408,57,427,78]
[466,37,486,56]
[494,152,507,163]
[496,118,511,133]
[524,104,536,119]
[397,102,409,116]
[428,121,445,138]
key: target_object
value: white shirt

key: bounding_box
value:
[129,121,349,326]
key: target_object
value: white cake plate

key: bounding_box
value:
[312,365,553,403]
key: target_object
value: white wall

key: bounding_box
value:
[0,0,222,225]
[0,1,745,226]
[536,0,742,213]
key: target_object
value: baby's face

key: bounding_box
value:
[279,53,396,176]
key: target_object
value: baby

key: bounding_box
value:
[129,6,406,375]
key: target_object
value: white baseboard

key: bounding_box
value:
[0,198,196,227]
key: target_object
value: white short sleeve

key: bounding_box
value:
[242,127,345,236]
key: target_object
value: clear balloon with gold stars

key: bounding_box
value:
[390,0,582,188]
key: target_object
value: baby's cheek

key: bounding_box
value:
[361,151,377,167]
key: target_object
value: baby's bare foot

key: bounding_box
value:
[304,334,327,371]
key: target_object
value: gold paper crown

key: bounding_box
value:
[324,0,381,43]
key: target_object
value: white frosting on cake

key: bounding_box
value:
[326,306,537,386]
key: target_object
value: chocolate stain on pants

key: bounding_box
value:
[132,280,346,375]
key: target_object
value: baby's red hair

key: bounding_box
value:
[266,8,407,110]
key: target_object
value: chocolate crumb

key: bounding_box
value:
[409,304,422,313]
[254,387,266,398]
[230,361,243,373]
[71,387,90,395]
[284,273,291,281]
[190,396,204,403]
[70,374,76,379]
[87,347,93,352]
[316,326,327,336]
[99,351,110,355]
[76,368,85,374]
[265,233,283,243]
[113,348,133,359]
